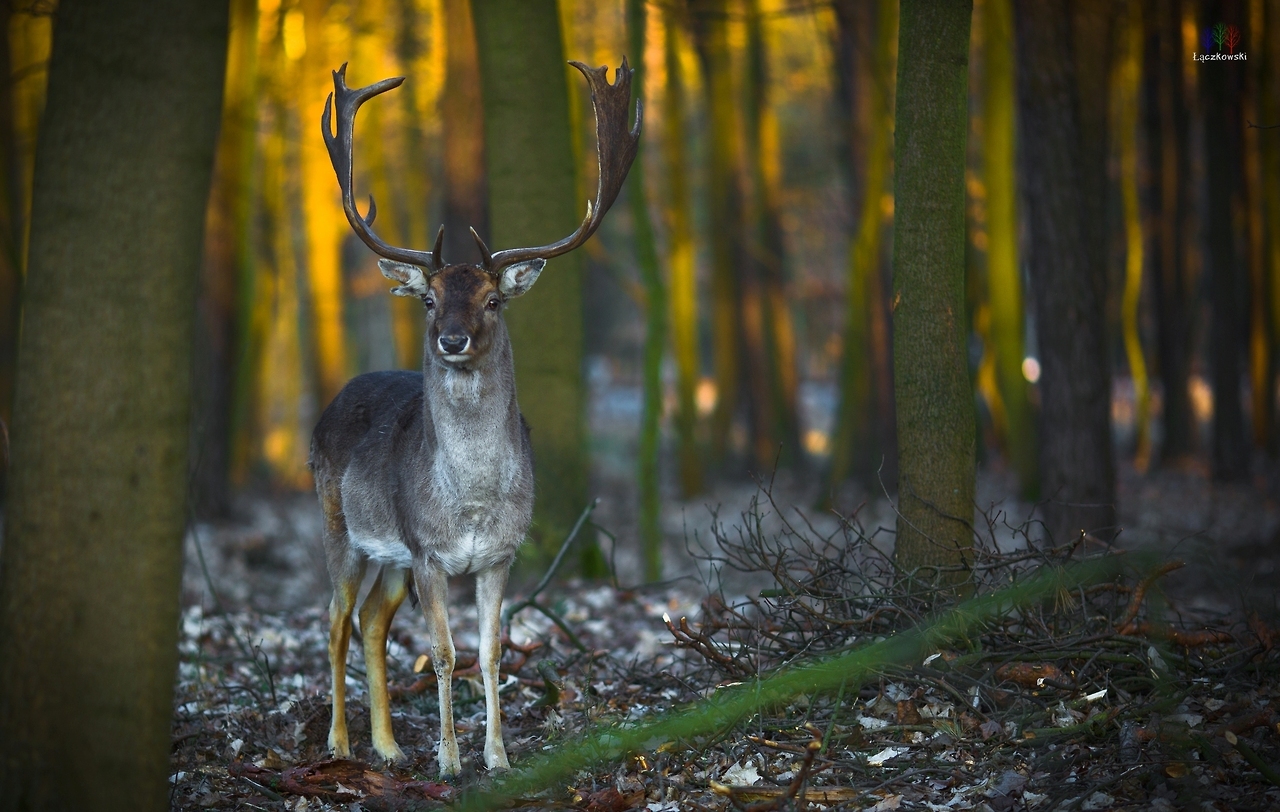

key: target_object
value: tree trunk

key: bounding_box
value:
[1201,0,1250,480]
[892,0,975,582]
[301,0,351,406]
[828,0,898,495]
[982,0,1037,496]
[471,0,597,570]
[193,0,259,517]
[627,0,667,580]
[1014,0,1117,542]
[0,2,227,809]
[1117,0,1151,471]
[1243,0,1271,450]
[690,0,745,468]
[664,5,703,497]
[1265,0,1280,445]
[1147,0,1195,463]
[443,0,490,266]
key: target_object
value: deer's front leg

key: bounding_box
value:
[416,564,461,777]
[476,564,511,770]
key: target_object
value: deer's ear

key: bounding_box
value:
[499,259,545,298]
[379,259,429,297]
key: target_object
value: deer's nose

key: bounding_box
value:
[438,334,470,355]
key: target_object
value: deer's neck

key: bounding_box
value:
[421,324,524,496]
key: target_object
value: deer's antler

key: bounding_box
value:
[477,59,643,274]
[322,64,445,273]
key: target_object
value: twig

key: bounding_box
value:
[1225,731,1280,787]
[502,499,599,650]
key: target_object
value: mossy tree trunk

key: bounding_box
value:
[1014,0,1117,542]
[891,0,975,582]
[0,1,228,808]
[627,0,667,580]
[472,0,598,571]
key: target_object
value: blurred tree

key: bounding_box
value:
[742,0,800,470]
[1201,0,1250,481]
[194,0,259,516]
[471,0,600,572]
[663,3,703,498]
[689,0,744,469]
[627,0,667,580]
[828,0,898,496]
[892,0,975,582]
[1014,0,1117,542]
[1116,0,1150,471]
[981,0,1037,495]
[1243,0,1271,450]
[0,1,227,809]
[1146,0,1195,463]
[301,0,351,405]
[1265,0,1280,436]
[443,0,490,265]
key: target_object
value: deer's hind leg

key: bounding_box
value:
[359,566,409,763]
[321,484,366,758]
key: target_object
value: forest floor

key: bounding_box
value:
[170,449,1280,811]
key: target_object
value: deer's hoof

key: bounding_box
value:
[375,742,407,765]
[328,732,351,759]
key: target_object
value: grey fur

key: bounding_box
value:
[310,263,535,775]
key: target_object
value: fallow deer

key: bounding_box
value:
[311,59,640,775]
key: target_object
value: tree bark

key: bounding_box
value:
[471,0,596,570]
[892,0,975,582]
[0,1,227,808]
[1014,0,1117,542]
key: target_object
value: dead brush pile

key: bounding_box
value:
[170,487,1280,811]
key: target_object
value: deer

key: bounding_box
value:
[310,59,640,776]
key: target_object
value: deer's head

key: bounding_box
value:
[322,60,642,369]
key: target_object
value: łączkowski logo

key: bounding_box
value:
[1195,23,1246,61]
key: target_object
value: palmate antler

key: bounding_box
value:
[321,59,642,276]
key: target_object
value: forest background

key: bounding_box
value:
[0,0,1273,576]
[0,0,1277,809]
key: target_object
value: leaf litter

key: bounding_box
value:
[172,476,1280,811]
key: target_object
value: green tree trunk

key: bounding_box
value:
[0,1,228,809]
[472,0,598,571]
[627,0,667,581]
[981,0,1037,497]
[891,0,975,582]
[1014,0,1117,542]
[663,5,703,498]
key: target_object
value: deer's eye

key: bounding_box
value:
[486,298,500,311]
